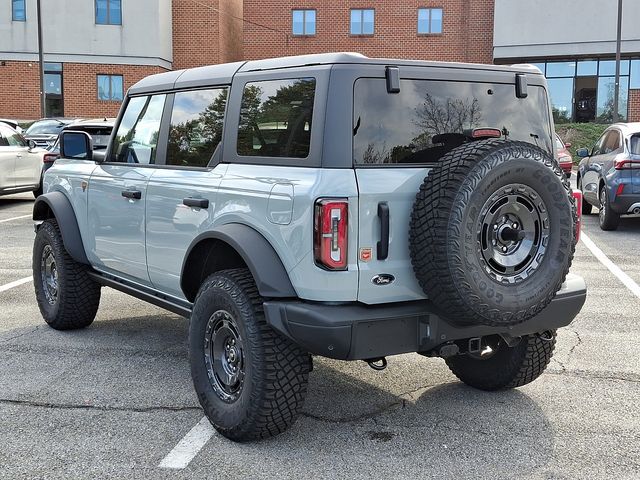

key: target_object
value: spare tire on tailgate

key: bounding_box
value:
[409,139,576,327]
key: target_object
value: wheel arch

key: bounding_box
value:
[180,223,296,302]
[33,191,89,265]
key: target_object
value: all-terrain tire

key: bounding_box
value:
[409,140,576,328]
[598,185,620,231]
[33,219,101,330]
[445,331,556,391]
[189,268,310,442]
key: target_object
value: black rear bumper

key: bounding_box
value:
[263,273,587,360]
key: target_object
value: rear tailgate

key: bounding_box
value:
[355,168,429,304]
[351,74,554,304]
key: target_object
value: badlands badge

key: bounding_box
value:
[359,247,373,262]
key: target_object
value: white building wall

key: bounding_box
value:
[0,0,172,67]
[494,0,640,59]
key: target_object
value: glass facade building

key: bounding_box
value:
[528,58,640,124]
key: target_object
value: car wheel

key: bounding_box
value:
[599,185,620,231]
[33,219,101,330]
[578,177,592,215]
[409,140,576,328]
[189,268,310,441]
[445,331,556,390]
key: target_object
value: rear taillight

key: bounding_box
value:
[614,159,640,170]
[43,154,58,164]
[314,198,348,270]
[572,190,582,243]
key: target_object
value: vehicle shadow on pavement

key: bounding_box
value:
[0,198,33,211]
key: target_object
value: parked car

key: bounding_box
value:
[33,53,586,441]
[24,118,75,148]
[0,123,47,197]
[577,122,640,230]
[555,133,573,177]
[0,118,23,134]
[46,118,115,172]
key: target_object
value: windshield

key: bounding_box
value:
[555,135,565,150]
[353,78,553,165]
[26,120,67,136]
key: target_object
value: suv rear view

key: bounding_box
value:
[33,53,586,442]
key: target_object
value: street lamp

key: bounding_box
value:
[613,0,623,123]
[37,0,45,118]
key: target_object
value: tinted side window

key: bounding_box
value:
[110,94,166,164]
[591,132,608,156]
[167,88,228,168]
[237,78,315,158]
[604,130,622,153]
[353,78,553,165]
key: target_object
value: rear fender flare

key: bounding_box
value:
[181,223,296,300]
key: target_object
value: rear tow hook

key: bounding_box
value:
[366,357,388,371]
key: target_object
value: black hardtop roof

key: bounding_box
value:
[128,52,543,95]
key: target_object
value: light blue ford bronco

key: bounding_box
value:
[32,53,586,441]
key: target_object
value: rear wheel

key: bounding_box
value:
[33,219,101,330]
[599,185,620,231]
[189,268,310,441]
[445,331,556,390]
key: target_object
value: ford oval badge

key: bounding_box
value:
[371,274,395,286]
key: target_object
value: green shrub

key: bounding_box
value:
[555,123,608,163]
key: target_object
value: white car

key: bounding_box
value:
[0,123,47,198]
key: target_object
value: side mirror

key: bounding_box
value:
[60,131,93,161]
[28,139,37,149]
[564,142,572,148]
[576,147,590,158]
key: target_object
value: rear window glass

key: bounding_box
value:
[353,78,553,165]
[167,88,228,168]
[237,78,315,158]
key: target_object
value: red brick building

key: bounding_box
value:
[242,1,494,64]
[1,0,639,122]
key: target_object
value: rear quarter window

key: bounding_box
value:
[237,78,315,159]
[353,78,553,165]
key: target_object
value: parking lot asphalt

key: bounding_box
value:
[1,190,639,479]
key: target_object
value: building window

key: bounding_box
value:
[96,0,122,25]
[12,0,26,21]
[292,10,316,35]
[418,8,443,34]
[350,9,374,35]
[97,75,124,101]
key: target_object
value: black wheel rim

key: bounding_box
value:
[204,310,245,403]
[40,245,58,305]
[476,184,550,284]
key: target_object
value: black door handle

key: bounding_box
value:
[377,202,389,260]
[121,190,142,200]
[183,197,209,209]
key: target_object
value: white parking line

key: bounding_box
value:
[0,276,33,294]
[581,232,640,299]
[0,214,31,224]
[158,416,215,469]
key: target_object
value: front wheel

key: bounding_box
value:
[577,178,592,215]
[189,268,310,442]
[599,186,620,231]
[445,331,556,391]
[33,219,101,330]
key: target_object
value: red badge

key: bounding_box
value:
[359,248,372,262]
